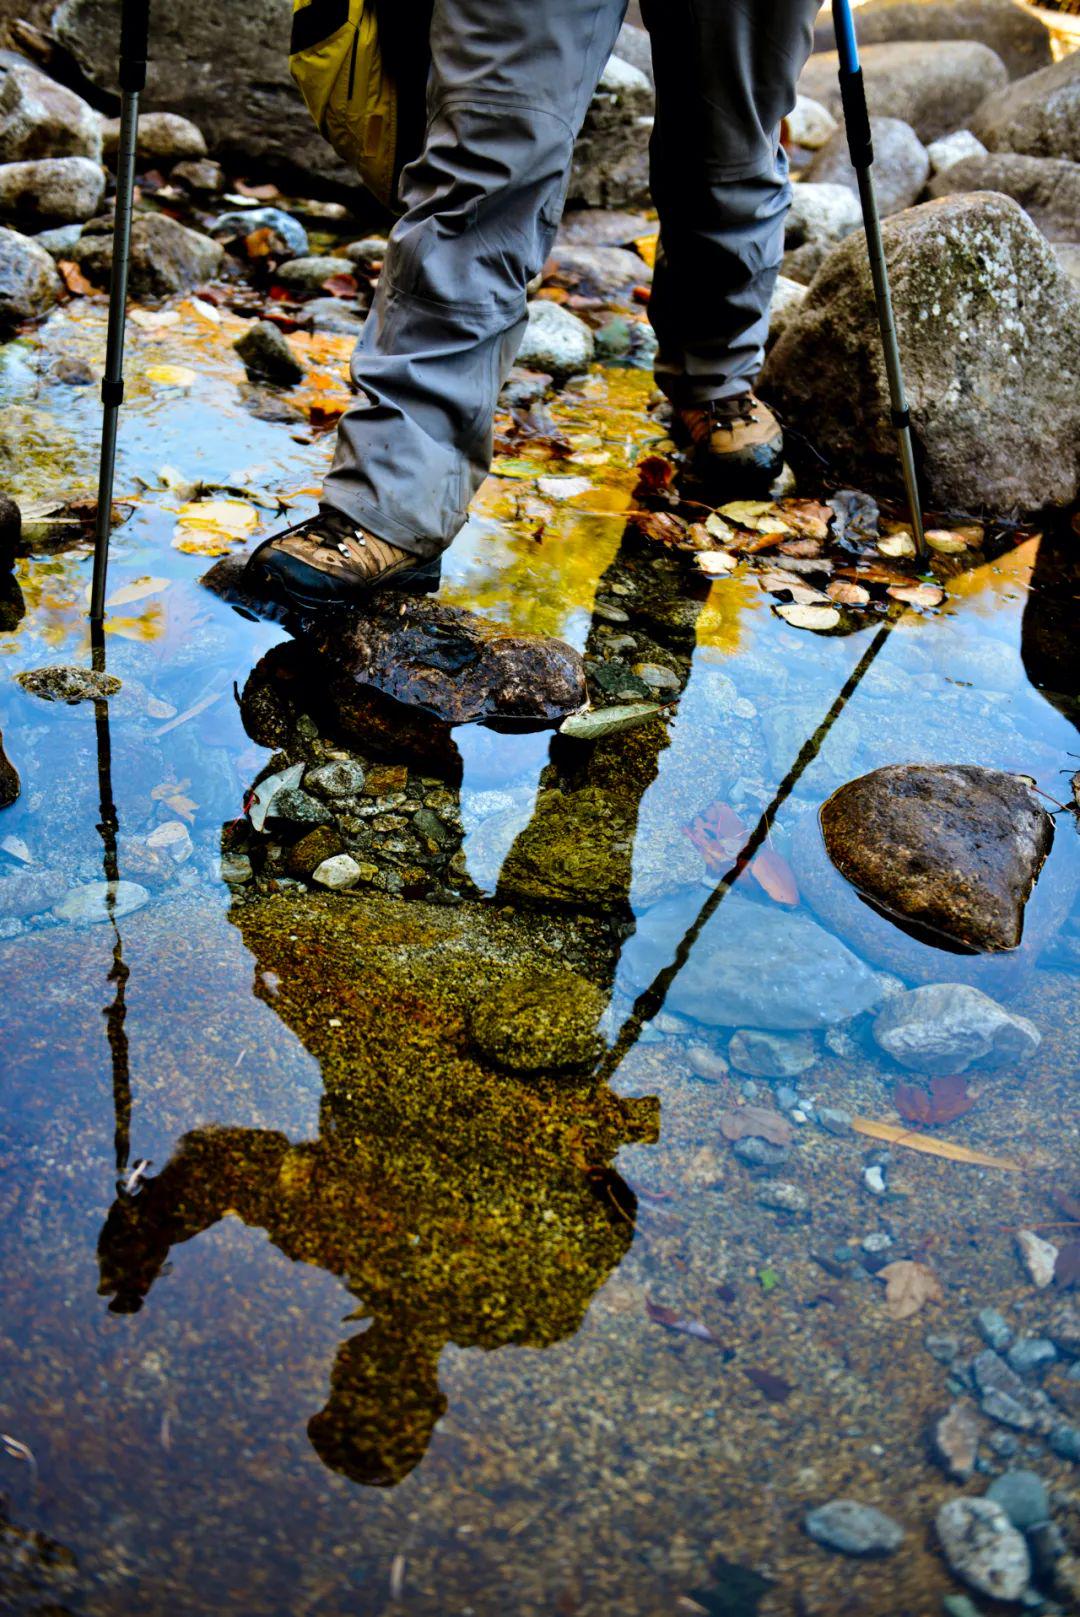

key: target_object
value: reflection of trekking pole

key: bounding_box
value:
[832,0,927,559]
[90,0,150,623]
[90,619,132,1173]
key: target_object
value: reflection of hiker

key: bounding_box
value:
[249,0,820,607]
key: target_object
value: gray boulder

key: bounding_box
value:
[103,109,207,164]
[799,41,1009,144]
[972,49,1080,163]
[927,129,988,174]
[761,193,1080,512]
[0,224,61,329]
[1057,243,1080,288]
[303,295,366,334]
[620,891,883,1031]
[0,56,103,162]
[233,319,304,385]
[208,205,309,260]
[0,155,104,227]
[567,56,654,209]
[273,255,350,294]
[517,300,595,381]
[72,213,223,300]
[786,181,863,248]
[936,1497,1031,1602]
[873,983,1041,1074]
[545,243,651,299]
[169,157,224,196]
[930,152,1080,243]
[817,0,1053,82]
[806,117,929,216]
[613,21,653,87]
[819,765,1054,955]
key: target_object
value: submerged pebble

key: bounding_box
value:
[804,1499,905,1557]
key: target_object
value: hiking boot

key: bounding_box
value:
[671,391,784,492]
[246,508,436,610]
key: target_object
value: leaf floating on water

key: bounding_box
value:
[877,531,916,559]
[696,550,738,577]
[780,498,833,541]
[894,1075,976,1127]
[758,569,830,605]
[750,847,799,906]
[625,508,688,546]
[173,497,260,556]
[559,702,662,741]
[827,579,870,606]
[719,1106,792,1147]
[850,1115,1023,1170]
[925,529,969,555]
[535,474,594,500]
[106,576,170,608]
[645,1299,726,1345]
[888,582,945,608]
[775,602,840,632]
[879,1259,944,1320]
[145,363,198,388]
[718,500,792,536]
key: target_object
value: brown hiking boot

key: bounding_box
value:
[246,508,435,610]
[671,391,784,492]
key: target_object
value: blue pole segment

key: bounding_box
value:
[832,0,860,73]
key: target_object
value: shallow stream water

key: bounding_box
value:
[0,291,1078,1616]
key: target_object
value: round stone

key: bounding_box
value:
[52,881,149,924]
[936,1497,1031,1601]
[467,970,606,1074]
[805,1499,906,1557]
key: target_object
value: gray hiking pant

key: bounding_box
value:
[321,0,820,558]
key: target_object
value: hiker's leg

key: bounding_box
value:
[321,0,628,559]
[643,0,820,405]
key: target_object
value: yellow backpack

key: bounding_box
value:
[289,0,418,210]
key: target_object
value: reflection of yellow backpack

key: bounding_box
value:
[289,0,406,209]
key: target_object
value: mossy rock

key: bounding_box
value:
[467,970,607,1073]
[285,823,344,878]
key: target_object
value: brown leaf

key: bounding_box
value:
[850,1116,1023,1170]
[1055,1241,1080,1289]
[894,1075,976,1128]
[719,1106,792,1148]
[58,258,96,296]
[645,1300,725,1345]
[632,454,677,495]
[744,1366,792,1403]
[321,271,359,298]
[684,799,747,871]
[625,509,689,547]
[244,225,276,259]
[879,1260,944,1320]
[827,579,870,606]
[888,582,946,608]
[779,498,833,540]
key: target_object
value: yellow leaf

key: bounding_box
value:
[877,531,916,558]
[718,500,791,535]
[850,1115,1023,1170]
[633,234,658,269]
[173,498,260,554]
[879,1260,944,1320]
[775,602,840,631]
[145,363,198,387]
[106,576,170,607]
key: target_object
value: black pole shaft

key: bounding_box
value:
[90,1,150,623]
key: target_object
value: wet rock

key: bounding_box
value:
[233,320,304,385]
[218,851,253,884]
[936,1496,1031,1602]
[208,206,308,259]
[146,821,193,865]
[103,109,207,164]
[972,1349,1044,1430]
[729,1028,816,1080]
[33,221,83,257]
[831,0,1053,82]
[781,239,830,285]
[170,157,224,195]
[762,194,1080,511]
[0,866,65,917]
[556,208,653,248]
[756,1180,810,1216]
[273,254,349,294]
[312,852,362,891]
[546,243,650,299]
[873,983,1040,1075]
[517,300,595,382]
[799,41,1009,144]
[927,129,988,173]
[467,969,606,1073]
[0,155,105,228]
[284,824,343,879]
[303,295,366,334]
[0,57,103,163]
[1048,1422,1080,1461]
[972,50,1080,162]
[52,880,150,924]
[931,1399,983,1481]
[72,213,224,300]
[977,1308,1013,1353]
[1006,1339,1057,1378]
[621,891,882,1031]
[785,181,863,248]
[731,1137,790,1170]
[806,118,929,216]
[929,152,1080,244]
[820,766,1054,955]
[804,1499,905,1557]
[787,94,839,151]
[304,760,366,799]
[1047,1302,1080,1357]
[0,729,19,808]
[0,223,61,329]
[268,786,331,827]
[15,663,121,702]
[568,55,653,210]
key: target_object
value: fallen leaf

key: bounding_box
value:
[244,225,276,258]
[719,1106,792,1147]
[685,799,748,870]
[850,1115,1022,1170]
[877,531,916,559]
[704,511,738,544]
[925,529,969,554]
[779,498,833,541]
[888,582,945,608]
[751,846,799,906]
[775,602,840,632]
[696,550,738,576]
[536,474,594,500]
[719,500,792,536]
[321,271,358,298]
[827,579,870,606]
[633,233,658,269]
[106,576,170,608]
[744,1366,792,1403]
[146,363,198,388]
[632,453,676,494]
[645,1299,726,1345]
[894,1075,976,1127]
[625,508,689,546]
[58,258,96,295]
[777,536,825,559]
[758,569,830,605]
[879,1259,944,1320]
[1055,1241,1080,1289]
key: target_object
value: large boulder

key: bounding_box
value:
[102,110,208,165]
[761,193,1080,512]
[819,765,1054,955]
[929,152,1080,244]
[567,56,653,209]
[799,41,1009,144]
[816,0,1053,83]
[516,300,595,381]
[873,982,1042,1074]
[806,117,930,216]
[71,212,224,299]
[0,155,104,227]
[972,50,1080,163]
[0,55,102,162]
[0,223,61,329]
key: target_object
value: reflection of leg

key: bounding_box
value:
[321,0,628,558]
[643,0,819,405]
[308,1320,446,1488]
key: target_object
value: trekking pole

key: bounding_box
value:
[90,0,150,624]
[832,0,927,558]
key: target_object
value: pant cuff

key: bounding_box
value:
[318,485,454,561]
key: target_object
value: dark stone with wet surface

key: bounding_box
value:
[820,765,1054,954]
[0,728,19,807]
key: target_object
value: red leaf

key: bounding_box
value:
[751,846,799,906]
[684,799,748,873]
[321,271,359,299]
[633,454,677,495]
[894,1075,976,1127]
